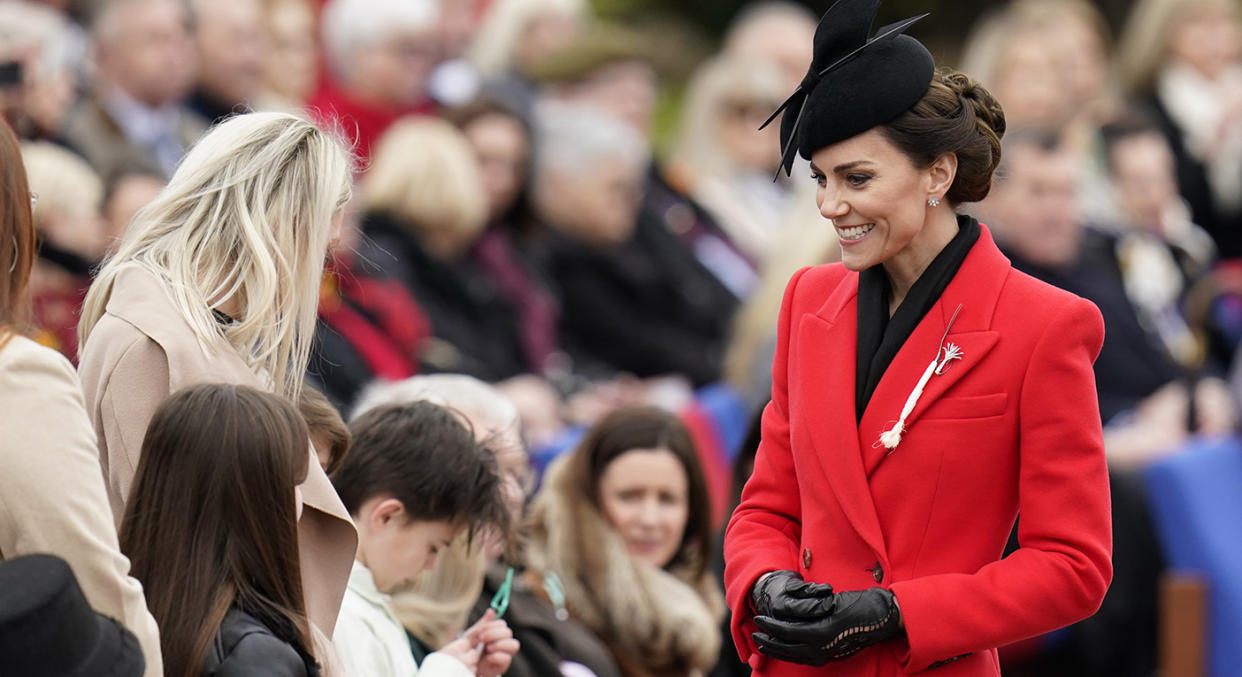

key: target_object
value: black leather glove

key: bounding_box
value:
[752,587,903,665]
[750,570,835,621]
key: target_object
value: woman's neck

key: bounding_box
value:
[882,210,960,314]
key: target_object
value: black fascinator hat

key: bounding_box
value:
[763,0,936,176]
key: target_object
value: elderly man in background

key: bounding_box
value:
[310,0,440,160]
[186,0,269,123]
[59,0,203,178]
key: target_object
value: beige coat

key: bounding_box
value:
[76,266,359,654]
[0,334,163,677]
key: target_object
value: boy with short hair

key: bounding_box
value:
[332,400,517,677]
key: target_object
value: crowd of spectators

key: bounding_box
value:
[2,0,1242,675]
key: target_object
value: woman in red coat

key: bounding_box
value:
[722,1,1113,675]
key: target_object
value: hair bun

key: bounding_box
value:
[942,71,1007,142]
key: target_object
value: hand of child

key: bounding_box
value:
[438,609,520,676]
[473,614,519,677]
[436,634,481,674]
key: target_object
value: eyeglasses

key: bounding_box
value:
[7,195,36,274]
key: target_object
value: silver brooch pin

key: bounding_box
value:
[878,304,964,451]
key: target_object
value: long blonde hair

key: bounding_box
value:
[363,117,488,252]
[79,112,353,400]
[1116,0,1238,95]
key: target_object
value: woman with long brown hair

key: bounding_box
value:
[120,383,319,677]
[525,406,725,677]
[0,119,162,675]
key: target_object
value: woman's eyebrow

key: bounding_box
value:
[833,160,875,173]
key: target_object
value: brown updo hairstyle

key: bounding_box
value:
[0,121,35,350]
[564,406,714,576]
[879,69,1007,204]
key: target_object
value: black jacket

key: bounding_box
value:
[202,608,317,677]
[1006,228,1185,423]
[529,215,738,387]
[356,211,529,381]
[1143,94,1242,259]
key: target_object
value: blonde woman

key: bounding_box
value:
[668,55,797,263]
[1117,0,1242,257]
[355,117,530,382]
[76,112,358,673]
[468,0,587,82]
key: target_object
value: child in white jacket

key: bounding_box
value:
[332,401,518,676]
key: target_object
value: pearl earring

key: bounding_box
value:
[927,197,941,207]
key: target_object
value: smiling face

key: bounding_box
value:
[809,128,957,279]
[597,447,689,570]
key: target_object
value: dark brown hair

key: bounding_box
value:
[119,384,317,677]
[0,120,34,350]
[334,401,510,542]
[565,406,714,578]
[298,385,351,474]
[879,69,1007,204]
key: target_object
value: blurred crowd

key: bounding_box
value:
[2,0,1242,675]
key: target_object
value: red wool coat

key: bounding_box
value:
[724,226,1113,676]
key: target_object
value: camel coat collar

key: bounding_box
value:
[98,266,357,635]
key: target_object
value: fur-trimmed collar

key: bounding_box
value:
[526,456,724,675]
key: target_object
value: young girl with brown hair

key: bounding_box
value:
[120,383,319,677]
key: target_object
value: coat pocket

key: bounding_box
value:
[922,392,1008,420]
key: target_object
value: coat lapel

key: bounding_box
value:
[797,275,889,561]
[858,227,1009,475]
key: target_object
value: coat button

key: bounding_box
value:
[802,548,812,569]
[872,562,884,583]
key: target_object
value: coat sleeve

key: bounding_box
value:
[211,632,306,677]
[0,342,165,677]
[890,295,1113,672]
[97,337,170,517]
[722,267,811,667]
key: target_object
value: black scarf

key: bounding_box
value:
[855,215,980,421]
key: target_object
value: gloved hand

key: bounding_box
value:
[752,587,902,666]
[750,570,835,620]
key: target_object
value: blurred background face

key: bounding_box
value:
[559,60,657,136]
[351,29,439,106]
[989,32,1068,129]
[1168,2,1242,80]
[194,0,268,107]
[597,447,689,570]
[438,0,482,60]
[490,424,532,525]
[1111,133,1180,234]
[103,173,165,246]
[97,0,197,107]
[463,112,529,221]
[989,143,1082,268]
[1048,17,1110,105]
[540,158,643,247]
[515,11,581,72]
[725,13,815,93]
[263,0,317,104]
[716,91,780,172]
